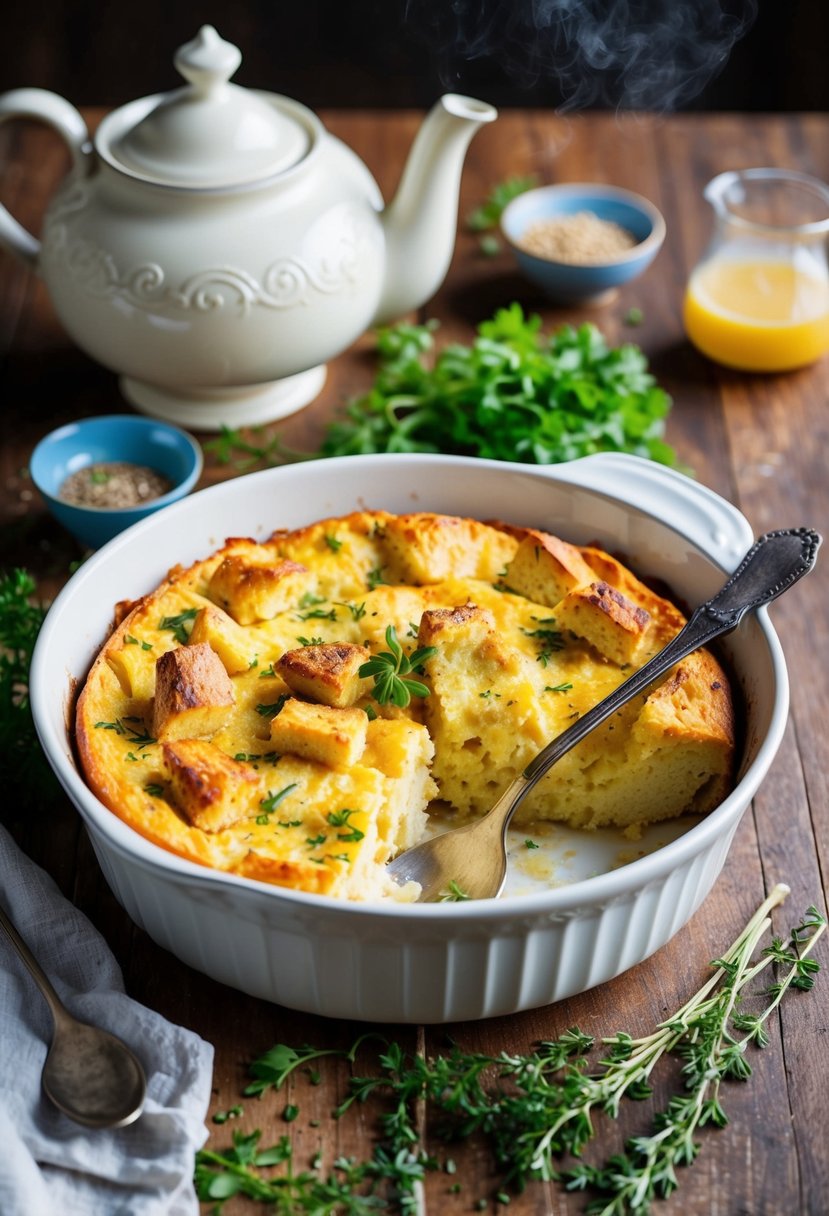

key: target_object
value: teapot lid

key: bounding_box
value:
[101,26,313,188]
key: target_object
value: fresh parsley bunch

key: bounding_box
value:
[320,304,678,467]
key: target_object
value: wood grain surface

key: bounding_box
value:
[1,109,827,1216]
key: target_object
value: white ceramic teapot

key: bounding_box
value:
[0,27,496,429]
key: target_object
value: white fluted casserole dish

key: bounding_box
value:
[30,453,786,1023]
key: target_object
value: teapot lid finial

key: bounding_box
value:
[173,25,242,96]
[100,26,314,189]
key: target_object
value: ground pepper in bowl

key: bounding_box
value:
[59,462,172,510]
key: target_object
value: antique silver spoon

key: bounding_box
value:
[0,903,146,1128]
[386,527,821,902]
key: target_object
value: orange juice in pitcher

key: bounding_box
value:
[684,169,829,373]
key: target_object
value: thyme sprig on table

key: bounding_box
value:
[196,886,824,1214]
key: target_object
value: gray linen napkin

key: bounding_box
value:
[0,824,214,1215]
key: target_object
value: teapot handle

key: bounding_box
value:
[0,88,91,271]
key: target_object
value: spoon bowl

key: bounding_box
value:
[0,904,146,1128]
[386,528,821,902]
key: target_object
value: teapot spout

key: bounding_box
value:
[374,94,497,325]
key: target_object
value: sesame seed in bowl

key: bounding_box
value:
[501,183,666,304]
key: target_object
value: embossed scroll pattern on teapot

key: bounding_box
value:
[0,27,496,428]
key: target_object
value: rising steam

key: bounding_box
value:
[405,0,758,110]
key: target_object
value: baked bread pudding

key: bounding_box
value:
[76,511,735,901]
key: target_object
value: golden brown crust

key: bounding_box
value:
[152,643,235,742]
[554,580,651,666]
[163,739,260,832]
[276,642,370,708]
[208,557,312,624]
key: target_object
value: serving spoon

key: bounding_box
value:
[386,527,821,902]
[0,903,146,1128]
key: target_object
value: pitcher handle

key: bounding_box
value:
[0,88,91,270]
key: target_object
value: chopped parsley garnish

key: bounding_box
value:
[234,751,280,766]
[522,619,565,666]
[366,567,386,590]
[306,833,327,848]
[125,634,153,651]
[144,783,166,798]
[94,717,156,751]
[324,534,343,552]
[158,607,199,644]
[95,719,125,734]
[326,808,365,843]
[255,695,289,718]
[440,879,471,902]
[258,664,277,678]
[525,838,540,850]
[339,600,367,622]
[260,784,298,815]
[298,592,326,609]
[545,682,573,693]
[296,607,338,622]
[358,625,437,708]
[296,635,324,647]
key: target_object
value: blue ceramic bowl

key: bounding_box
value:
[501,183,666,303]
[30,415,203,549]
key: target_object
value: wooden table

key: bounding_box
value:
[1,110,827,1215]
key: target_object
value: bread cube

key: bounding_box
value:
[107,637,156,702]
[502,530,595,606]
[152,642,235,741]
[417,603,496,649]
[162,738,259,832]
[554,580,650,666]
[276,642,371,708]
[188,604,255,675]
[269,698,368,767]
[580,546,687,637]
[207,556,312,624]
[381,514,517,584]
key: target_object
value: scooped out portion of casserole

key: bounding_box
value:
[75,511,735,901]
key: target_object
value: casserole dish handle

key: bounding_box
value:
[546,453,754,570]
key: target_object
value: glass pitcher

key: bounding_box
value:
[683,168,829,372]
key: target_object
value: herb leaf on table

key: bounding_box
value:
[198,887,824,1213]
[0,569,53,804]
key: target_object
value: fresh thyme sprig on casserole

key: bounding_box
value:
[359,625,437,709]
